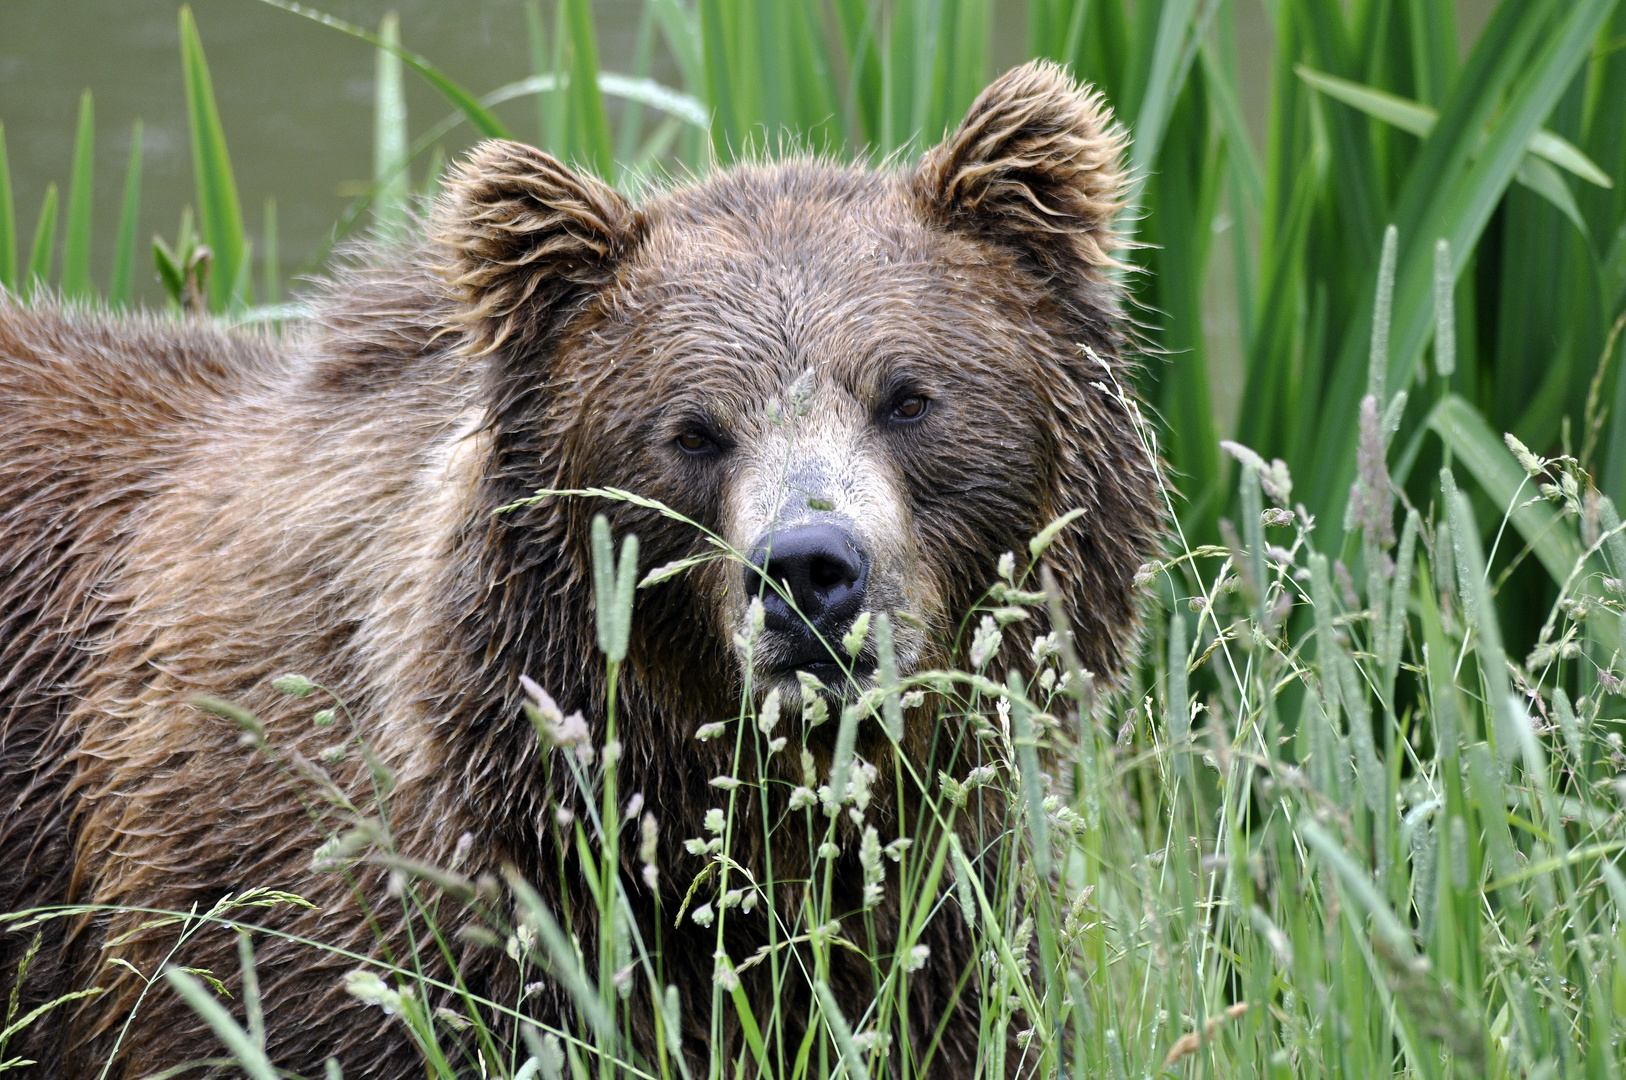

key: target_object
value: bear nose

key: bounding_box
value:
[745,525,869,650]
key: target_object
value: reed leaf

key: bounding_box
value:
[372,12,409,244]
[179,5,247,312]
[60,90,94,300]
[26,183,58,300]
[108,122,143,308]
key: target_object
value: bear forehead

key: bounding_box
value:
[632,162,1017,294]
[592,162,1059,403]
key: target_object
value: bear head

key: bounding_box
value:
[430,60,1161,756]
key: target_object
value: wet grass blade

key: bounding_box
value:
[26,184,58,301]
[0,122,15,292]
[61,90,95,300]
[179,5,247,312]
[560,0,613,178]
[108,121,143,308]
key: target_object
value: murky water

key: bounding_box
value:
[2,1,695,304]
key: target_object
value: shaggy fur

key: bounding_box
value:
[0,62,1160,1077]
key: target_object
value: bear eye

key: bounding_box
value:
[676,429,715,455]
[889,395,930,423]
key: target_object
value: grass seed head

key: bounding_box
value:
[970,615,1002,669]
[758,687,781,734]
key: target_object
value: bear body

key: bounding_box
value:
[0,63,1160,1077]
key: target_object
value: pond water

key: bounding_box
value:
[2,1,671,304]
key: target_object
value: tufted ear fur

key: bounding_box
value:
[432,139,643,357]
[912,60,1127,300]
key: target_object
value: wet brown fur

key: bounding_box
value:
[0,63,1160,1077]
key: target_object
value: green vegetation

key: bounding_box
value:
[5,2,1626,1078]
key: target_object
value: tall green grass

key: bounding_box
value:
[4,2,1626,1077]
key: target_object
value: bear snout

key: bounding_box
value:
[744,524,871,681]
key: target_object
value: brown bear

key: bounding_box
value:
[0,60,1160,1078]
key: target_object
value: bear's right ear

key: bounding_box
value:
[911,61,1126,302]
[432,139,643,357]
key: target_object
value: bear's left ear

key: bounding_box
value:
[432,139,643,357]
[911,60,1126,292]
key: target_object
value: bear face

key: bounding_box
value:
[437,61,1159,729]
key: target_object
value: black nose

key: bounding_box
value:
[745,525,869,656]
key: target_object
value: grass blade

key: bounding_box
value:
[108,121,143,308]
[1127,0,1201,180]
[1428,397,1621,661]
[560,0,613,178]
[612,3,658,174]
[1410,0,1459,106]
[1514,154,1588,235]
[60,90,95,300]
[179,5,247,312]
[1300,821,1416,959]
[372,11,409,243]
[1295,64,1434,135]
[503,870,615,1041]
[698,0,743,160]
[163,968,279,1080]
[26,184,58,301]
[1297,64,1614,186]
[1529,128,1614,189]
[1397,0,1618,388]
[812,980,870,1080]
[1443,467,1522,768]
[1201,21,1264,217]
